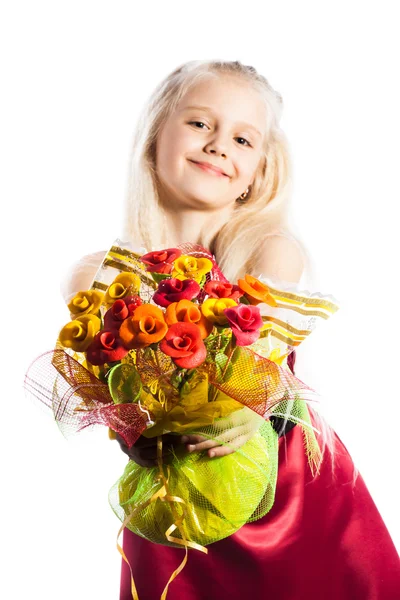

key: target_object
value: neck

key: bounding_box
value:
[162,204,233,249]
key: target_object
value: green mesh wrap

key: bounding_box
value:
[109,416,279,548]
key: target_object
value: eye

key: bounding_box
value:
[235,137,251,147]
[188,122,252,147]
[188,120,208,129]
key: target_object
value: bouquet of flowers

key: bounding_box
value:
[24,238,339,562]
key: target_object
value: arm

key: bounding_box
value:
[60,250,108,303]
[252,233,305,284]
[185,234,306,458]
[61,250,187,466]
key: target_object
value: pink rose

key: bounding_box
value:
[140,248,182,274]
[204,280,243,301]
[153,278,200,308]
[86,331,129,366]
[104,295,142,331]
[223,304,263,346]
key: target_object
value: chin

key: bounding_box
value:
[186,191,230,209]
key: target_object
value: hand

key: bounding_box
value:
[115,432,186,468]
[182,407,263,459]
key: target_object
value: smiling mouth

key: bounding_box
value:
[189,160,229,178]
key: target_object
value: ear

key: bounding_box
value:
[253,235,305,285]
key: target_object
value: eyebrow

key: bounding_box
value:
[180,104,262,138]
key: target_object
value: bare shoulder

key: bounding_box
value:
[60,250,107,303]
[253,234,305,285]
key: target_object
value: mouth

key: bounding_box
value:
[189,160,230,178]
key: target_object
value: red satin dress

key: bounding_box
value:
[119,354,400,600]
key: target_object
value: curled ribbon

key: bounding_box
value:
[116,436,208,600]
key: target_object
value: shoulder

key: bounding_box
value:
[60,250,107,303]
[253,234,305,285]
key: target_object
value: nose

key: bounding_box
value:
[208,148,227,159]
[204,132,228,159]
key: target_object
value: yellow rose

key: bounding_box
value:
[58,314,101,352]
[68,290,104,318]
[172,255,213,283]
[104,273,141,307]
[201,297,238,326]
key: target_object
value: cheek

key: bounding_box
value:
[238,153,262,181]
[156,125,193,180]
[156,126,175,177]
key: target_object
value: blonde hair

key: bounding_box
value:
[122,59,309,280]
[117,59,356,484]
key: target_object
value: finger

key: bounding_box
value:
[181,434,207,445]
[208,444,236,458]
[186,426,250,452]
[189,428,254,455]
[208,435,249,458]
[187,438,219,453]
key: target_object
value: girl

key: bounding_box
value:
[63,60,400,599]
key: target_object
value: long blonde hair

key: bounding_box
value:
[121,59,310,281]
[118,59,355,483]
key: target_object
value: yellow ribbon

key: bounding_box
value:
[116,435,208,600]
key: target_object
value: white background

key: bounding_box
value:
[1,1,399,598]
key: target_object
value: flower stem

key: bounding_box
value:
[211,339,236,402]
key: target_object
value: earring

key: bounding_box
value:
[236,187,250,203]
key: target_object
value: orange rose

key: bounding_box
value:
[119,304,167,349]
[237,274,278,306]
[165,299,213,340]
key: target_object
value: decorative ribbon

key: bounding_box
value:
[116,436,208,600]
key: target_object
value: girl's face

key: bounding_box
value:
[155,75,267,211]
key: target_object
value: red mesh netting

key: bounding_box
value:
[24,349,149,448]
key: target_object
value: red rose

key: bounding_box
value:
[140,248,182,274]
[124,295,143,315]
[153,278,200,308]
[86,331,129,365]
[159,322,206,368]
[223,305,263,346]
[104,295,142,331]
[204,280,243,301]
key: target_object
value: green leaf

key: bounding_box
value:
[151,272,171,284]
[180,381,191,396]
[184,368,197,382]
[170,368,186,389]
[198,274,207,287]
[215,352,228,371]
[219,333,232,354]
[230,345,243,366]
[108,363,142,404]
[214,351,233,381]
